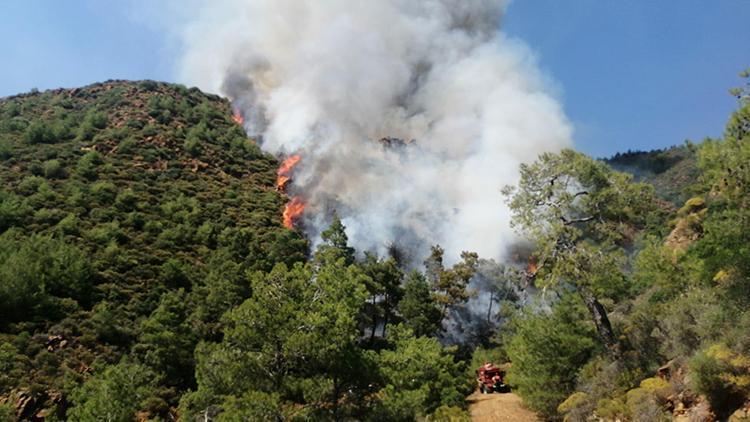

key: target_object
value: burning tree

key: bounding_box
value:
[275,154,306,229]
[503,149,659,358]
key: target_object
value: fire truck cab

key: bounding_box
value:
[476,362,509,394]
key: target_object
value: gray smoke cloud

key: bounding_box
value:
[170,0,573,262]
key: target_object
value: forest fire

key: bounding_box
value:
[283,197,306,229]
[277,155,304,227]
[526,258,538,279]
[277,175,291,191]
[278,155,301,176]
[232,111,244,125]
[276,154,301,191]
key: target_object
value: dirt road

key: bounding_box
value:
[467,391,540,422]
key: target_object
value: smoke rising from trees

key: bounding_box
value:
[171,0,573,262]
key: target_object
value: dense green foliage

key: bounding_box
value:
[0,81,309,419]
[605,144,700,205]
[0,82,472,420]
[502,295,598,417]
[2,73,750,421]
[493,72,750,420]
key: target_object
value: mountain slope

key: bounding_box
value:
[0,80,307,418]
[605,144,701,205]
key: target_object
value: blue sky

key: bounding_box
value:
[503,1,750,157]
[0,1,748,157]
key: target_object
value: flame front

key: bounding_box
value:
[232,111,244,125]
[278,155,301,177]
[277,175,291,191]
[277,154,304,227]
[283,197,306,229]
[276,154,301,191]
[526,258,538,277]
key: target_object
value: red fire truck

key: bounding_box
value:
[476,362,509,394]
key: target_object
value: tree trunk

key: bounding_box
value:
[381,296,389,338]
[369,295,378,343]
[486,292,494,324]
[331,374,340,421]
[579,288,621,359]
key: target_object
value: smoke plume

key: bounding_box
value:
[172,0,572,262]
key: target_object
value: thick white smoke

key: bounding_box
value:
[172,0,572,262]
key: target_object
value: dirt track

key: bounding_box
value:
[467,391,540,422]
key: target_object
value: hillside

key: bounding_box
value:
[1,79,749,421]
[0,81,308,419]
[496,84,750,421]
[0,81,479,422]
[605,144,700,206]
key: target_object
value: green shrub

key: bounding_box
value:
[51,119,74,141]
[0,117,28,134]
[142,124,159,137]
[76,111,108,141]
[690,344,749,417]
[218,391,285,421]
[375,325,467,419]
[658,287,729,358]
[85,222,126,245]
[0,138,11,159]
[77,121,96,141]
[596,396,629,420]
[28,161,44,176]
[0,233,93,320]
[139,80,158,92]
[24,121,56,144]
[504,294,598,419]
[620,378,672,421]
[68,359,156,421]
[56,213,79,236]
[124,211,145,231]
[0,403,13,421]
[184,123,209,157]
[0,342,27,394]
[33,207,65,225]
[117,138,137,154]
[17,176,43,196]
[0,191,29,232]
[115,188,138,211]
[125,119,144,130]
[557,391,589,415]
[43,159,66,179]
[184,136,202,157]
[86,111,108,130]
[427,406,471,421]
[76,151,102,180]
[3,101,20,118]
[90,181,117,204]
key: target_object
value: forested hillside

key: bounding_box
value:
[495,74,750,421]
[606,144,700,206]
[0,81,311,419]
[1,74,749,421]
[0,81,477,421]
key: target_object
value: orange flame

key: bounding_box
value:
[278,155,301,176]
[232,111,244,125]
[526,258,538,277]
[283,197,306,229]
[276,154,301,191]
[277,175,291,191]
